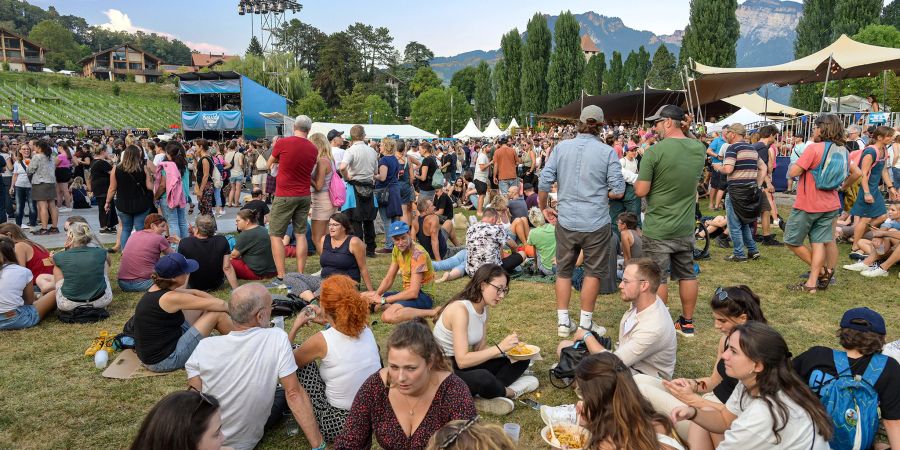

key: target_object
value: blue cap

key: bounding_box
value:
[154,253,200,278]
[840,307,886,335]
[387,221,410,237]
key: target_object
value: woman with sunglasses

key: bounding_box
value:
[635,285,767,448]
[130,390,229,450]
[425,418,515,450]
[432,264,537,416]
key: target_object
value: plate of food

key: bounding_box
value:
[507,342,540,360]
[541,423,590,449]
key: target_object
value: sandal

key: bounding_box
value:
[816,268,834,291]
[787,282,817,293]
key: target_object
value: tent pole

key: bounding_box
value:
[682,66,693,121]
[884,70,889,106]
[837,80,842,112]
[642,80,647,122]
[688,58,703,124]
[819,54,834,113]
[764,85,770,121]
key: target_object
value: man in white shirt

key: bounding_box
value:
[559,258,677,379]
[327,129,345,167]
[339,125,379,256]
[186,284,323,450]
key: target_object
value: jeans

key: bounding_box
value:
[117,278,153,292]
[214,187,223,207]
[893,167,900,189]
[725,194,758,258]
[0,176,9,222]
[351,219,376,253]
[14,186,37,226]
[118,208,150,249]
[433,249,467,273]
[379,206,399,249]
[498,178,517,195]
[161,200,189,239]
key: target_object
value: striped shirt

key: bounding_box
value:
[723,142,760,186]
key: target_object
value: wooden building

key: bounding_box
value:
[0,28,45,72]
[79,44,163,83]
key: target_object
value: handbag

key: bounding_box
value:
[431,166,446,189]
[376,188,390,205]
[328,160,346,207]
[58,305,109,324]
[271,294,309,317]
[549,343,588,388]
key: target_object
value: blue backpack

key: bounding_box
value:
[818,349,887,450]
[811,142,850,190]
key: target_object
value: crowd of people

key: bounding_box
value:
[1,105,899,450]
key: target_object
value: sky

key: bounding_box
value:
[26,0,893,57]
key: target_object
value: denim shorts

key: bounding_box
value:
[146,321,203,373]
[117,278,153,292]
[0,305,40,330]
[385,291,433,309]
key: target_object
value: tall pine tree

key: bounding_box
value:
[679,0,739,68]
[520,13,552,116]
[885,0,900,28]
[546,11,585,111]
[582,53,606,95]
[649,45,678,89]
[606,51,626,93]
[833,0,882,38]
[791,0,837,110]
[497,29,522,120]
[474,61,495,126]
[247,36,264,56]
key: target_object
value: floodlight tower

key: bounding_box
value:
[237,0,301,98]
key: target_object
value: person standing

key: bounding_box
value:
[635,105,706,337]
[267,115,317,286]
[753,125,781,246]
[309,133,338,256]
[10,144,37,229]
[224,140,244,208]
[327,129,345,170]
[0,143,12,223]
[713,123,765,262]
[538,105,625,338]
[492,137,519,195]
[339,125,379,257]
[473,145,491,216]
[27,141,59,235]
[106,145,153,250]
[415,142,439,203]
[375,138,403,254]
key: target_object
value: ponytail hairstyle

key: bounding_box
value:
[129,390,221,450]
[575,353,664,450]
[165,141,188,173]
[385,318,450,388]
[709,285,767,324]
[434,264,507,324]
[0,235,17,267]
[319,275,368,337]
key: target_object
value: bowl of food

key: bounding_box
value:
[541,423,590,449]
[507,343,540,361]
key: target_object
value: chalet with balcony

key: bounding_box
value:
[0,28,46,72]
[581,35,600,61]
[79,44,163,83]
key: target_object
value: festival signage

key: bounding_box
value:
[51,126,76,138]
[86,128,106,138]
[25,122,51,137]
[867,112,888,125]
[0,119,23,135]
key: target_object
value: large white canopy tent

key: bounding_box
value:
[823,95,871,113]
[481,118,504,138]
[504,118,520,134]
[720,93,808,117]
[453,118,483,139]
[705,108,768,133]
[309,122,437,140]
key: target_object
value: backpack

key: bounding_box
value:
[58,305,109,324]
[817,349,887,450]
[328,159,346,207]
[811,142,850,191]
[211,159,223,188]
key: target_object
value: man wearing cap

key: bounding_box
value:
[793,307,900,449]
[267,115,317,287]
[635,105,706,336]
[340,125,379,257]
[493,136,520,195]
[186,283,325,450]
[707,128,728,211]
[538,105,625,339]
[327,129,345,170]
[362,221,437,324]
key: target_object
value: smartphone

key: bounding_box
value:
[518,398,541,410]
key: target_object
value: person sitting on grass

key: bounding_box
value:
[118,213,177,292]
[793,307,900,450]
[843,202,900,278]
[432,264,538,416]
[526,207,559,276]
[334,319,476,450]
[70,176,90,209]
[412,197,463,262]
[129,390,229,450]
[52,222,113,313]
[635,285,767,445]
[0,236,56,330]
[289,275,382,443]
[465,207,525,276]
[617,212,643,263]
[431,185,462,247]
[362,221,438,324]
[177,214,238,292]
[425,420,516,450]
[133,253,234,373]
[186,283,324,450]
[240,188,270,225]
[230,209,277,280]
[0,222,55,292]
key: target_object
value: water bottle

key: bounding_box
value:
[94,349,109,369]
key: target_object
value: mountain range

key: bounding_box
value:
[429,0,803,103]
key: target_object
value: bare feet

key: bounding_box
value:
[435,272,450,283]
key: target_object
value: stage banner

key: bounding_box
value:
[179,79,241,94]
[181,111,242,131]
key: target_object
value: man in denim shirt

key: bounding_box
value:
[538,105,625,339]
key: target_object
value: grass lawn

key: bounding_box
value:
[0,208,897,449]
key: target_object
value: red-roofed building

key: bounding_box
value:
[580,35,600,61]
[191,53,239,70]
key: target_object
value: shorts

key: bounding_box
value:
[643,235,696,283]
[252,173,267,186]
[555,224,611,279]
[310,190,336,221]
[400,182,414,203]
[266,174,277,193]
[710,171,727,190]
[760,189,772,213]
[31,183,57,201]
[473,179,488,195]
[0,305,40,330]
[783,208,839,246]
[145,322,203,373]
[56,278,113,312]
[229,171,244,182]
[117,278,153,292]
[269,195,311,237]
[385,291,433,309]
[55,167,73,183]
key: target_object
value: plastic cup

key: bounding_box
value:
[503,423,520,443]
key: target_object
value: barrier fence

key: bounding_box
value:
[745,112,900,140]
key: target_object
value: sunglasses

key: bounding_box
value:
[188,386,214,417]
[439,415,479,449]
[713,287,729,303]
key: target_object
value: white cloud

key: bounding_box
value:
[99,9,234,55]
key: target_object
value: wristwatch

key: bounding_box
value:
[380,296,387,306]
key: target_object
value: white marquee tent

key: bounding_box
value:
[504,118,520,134]
[482,119,504,138]
[823,95,870,113]
[453,118,483,139]
[309,122,437,140]
[706,108,768,133]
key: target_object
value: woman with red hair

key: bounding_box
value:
[289,275,382,443]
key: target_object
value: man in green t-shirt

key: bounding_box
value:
[635,105,706,337]
[526,207,558,275]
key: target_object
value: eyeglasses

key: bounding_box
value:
[620,278,646,284]
[188,386,213,417]
[487,282,508,295]
[713,287,729,303]
[438,415,479,449]
[327,223,341,228]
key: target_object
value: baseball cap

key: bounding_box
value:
[327,129,344,141]
[387,221,410,237]
[729,123,747,136]
[579,105,605,123]
[840,307,886,335]
[154,253,200,279]
[644,105,685,123]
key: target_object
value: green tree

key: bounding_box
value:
[346,22,394,78]
[678,0,739,68]
[313,31,363,106]
[28,19,86,70]
[582,53,605,95]
[334,87,368,123]
[293,92,330,121]
[648,45,678,89]
[404,41,434,68]
[410,87,473,136]
[450,66,477,103]
[497,28,522,120]
[473,61,494,126]
[364,94,398,124]
[274,19,326,73]
[886,0,900,28]
[844,24,900,112]
[247,36,264,57]
[219,53,311,104]
[409,65,442,97]
[833,0,882,38]
[791,0,837,110]
[546,11,585,111]
[520,13,552,116]
[606,51,626,93]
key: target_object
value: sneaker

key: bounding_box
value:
[724,254,748,262]
[578,322,607,337]
[761,236,782,246]
[557,321,577,338]
[266,278,287,290]
[311,270,322,277]
[58,207,72,213]
[508,375,539,398]
[849,250,868,261]
[748,252,761,260]
[366,251,377,258]
[675,316,695,337]
[843,261,871,272]
[85,331,109,356]
[474,396,515,415]
[861,266,889,277]
[375,248,392,254]
[779,219,787,232]
[715,235,732,248]
[20,224,30,230]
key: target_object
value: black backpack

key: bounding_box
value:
[549,334,612,388]
[58,305,109,324]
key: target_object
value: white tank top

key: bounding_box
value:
[319,326,381,410]
[433,300,487,357]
